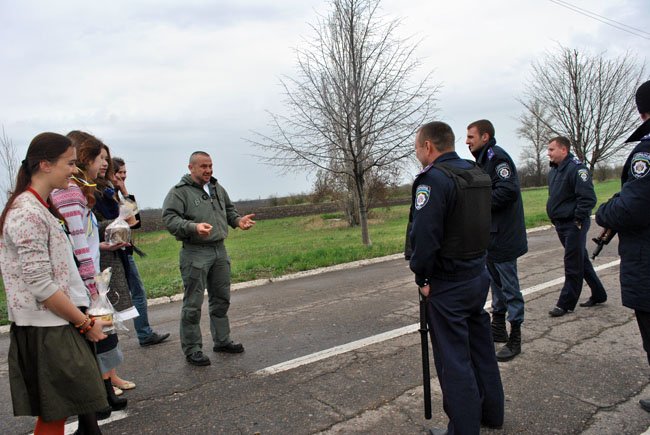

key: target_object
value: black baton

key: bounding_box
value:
[419,289,432,419]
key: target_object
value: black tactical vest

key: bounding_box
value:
[435,161,492,259]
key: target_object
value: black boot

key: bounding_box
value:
[75,412,103,435]
[95,406,112,421]
[497,322,521,362]
[491,313,508,343]
[104,378,128,411]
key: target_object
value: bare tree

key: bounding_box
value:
[251,0,438,246]
[517,99,551,186]
[0,126,19,203]
[519,46,645,171]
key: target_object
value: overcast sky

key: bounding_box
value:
[1,0,647,209]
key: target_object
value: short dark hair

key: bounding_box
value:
[189,151,210,164]
[112,157,125,171]
[467,119,495,139]
[549,136,571,150]
[418,121,455,152]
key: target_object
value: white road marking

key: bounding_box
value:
[255,259,621,376]
[34,411,129,435]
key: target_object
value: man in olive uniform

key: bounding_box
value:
[162,151,256,366]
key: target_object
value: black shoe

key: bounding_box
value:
[640,399,650,412]
[103,378,127,411]
[482,421,503,429]
[549,306,569,317]
[186,351,211,366]
[428,428,448,435]
[497,322,521,362]
[140,332,171,347]
[213,341,244,353]
[96,406,112,421]
[579,298,606,308]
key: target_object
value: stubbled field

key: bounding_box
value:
[0,180,621,324]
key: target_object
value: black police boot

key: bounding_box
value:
[104,378,127,411]
[491,313,508,343]
[497,322,521,362]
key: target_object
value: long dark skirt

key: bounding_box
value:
[8,324,108,422]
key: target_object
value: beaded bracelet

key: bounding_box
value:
[74,315,90,329]
[79,318,96,334]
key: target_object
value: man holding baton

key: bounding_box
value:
[409,121,504,434]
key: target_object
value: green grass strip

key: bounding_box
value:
[0,180,621,325]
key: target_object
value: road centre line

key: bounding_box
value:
[254,259,621,376]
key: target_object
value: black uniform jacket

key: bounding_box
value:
[474,139,528,262]
[546,153,596,222]
[409,152,486,287]
[596,119,650,312]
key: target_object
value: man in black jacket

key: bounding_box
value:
[410,121,504,434]
[596,80,650,412]
[467,120,528,361]
[546,136,607,317]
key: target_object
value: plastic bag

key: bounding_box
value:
[88,267,128,332]
[104,201,136,245]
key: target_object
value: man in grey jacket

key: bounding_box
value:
[162,151,255,366]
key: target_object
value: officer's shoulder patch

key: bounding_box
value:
[631,152,650,179]
[577,168,590,182]
[487,148,495,160]
[495,162,511,180]
[414,184,431,210]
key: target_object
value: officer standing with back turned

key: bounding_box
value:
[409,121,504,435]
[596,80,650,412]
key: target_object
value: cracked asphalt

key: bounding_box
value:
[1,223,650,434]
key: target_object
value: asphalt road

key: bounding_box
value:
[1,223,650,434]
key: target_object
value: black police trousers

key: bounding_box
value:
[553,218,607,311]
[427,269,504,434]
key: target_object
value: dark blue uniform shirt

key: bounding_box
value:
[596,119,650,312]
[475,139,527,262]
[546,153,596,222]
[409,152,486,286]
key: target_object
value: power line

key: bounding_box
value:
[548,0,650,41]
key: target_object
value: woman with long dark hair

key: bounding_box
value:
[65,131,137,398]
[0,132,111,434]
[51,133,129,418]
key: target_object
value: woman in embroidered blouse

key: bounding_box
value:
[62,131,135,409]
[0,133,111,435]
[51,133,131,417]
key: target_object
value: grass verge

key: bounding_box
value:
[0,179,621,325]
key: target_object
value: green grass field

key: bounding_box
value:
[0,180,621,325]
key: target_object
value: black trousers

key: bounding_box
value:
[427,269,504,434]
[554,218,607,310]
[635,310,650,366]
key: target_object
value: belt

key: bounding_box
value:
[181,240,223,249]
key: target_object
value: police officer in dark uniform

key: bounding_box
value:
[467,119,528,361]
[596,80,650,412]
[546,136,607,317]
[410,121,504,435]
